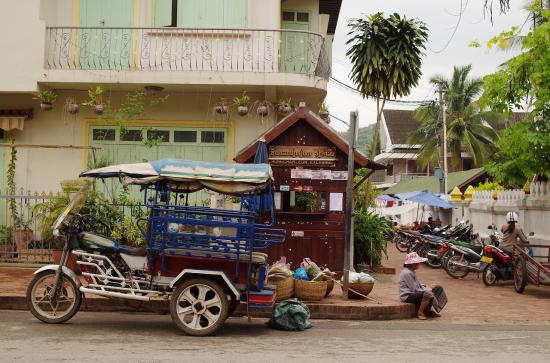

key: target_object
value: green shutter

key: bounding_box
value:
[153,0,172,27]
[178,0,246,28]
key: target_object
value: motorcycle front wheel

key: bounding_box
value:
[26,270,82,324]
[482,264,498,286]
[445,255,470,279]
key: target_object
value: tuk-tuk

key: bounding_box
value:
[26,159,285,336]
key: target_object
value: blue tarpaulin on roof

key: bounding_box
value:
[396,190,456,209]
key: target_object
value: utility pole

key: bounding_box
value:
[437,84,447,194]
[343,110,358,299]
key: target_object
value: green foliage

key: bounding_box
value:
[317,102,329,112]
[82,86,104,107]
[354,172,380,210]
[409,65,502,169]
[0,225,12,243]
[468,40,481,48]
[87,154,112,169]
[485,120,548,186]
[33,90,57,104]
[346,13,428,100]
[232,92,251,107]
[486,26,520,49]
[474,179,505,191]
[346,12,428,160]
[295,192,317,212]
[354,208,395,266]
[109,216,144,247]
[481,5,550,184]
[7,141,17,226]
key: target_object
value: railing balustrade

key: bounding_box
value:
[45,27,331,79]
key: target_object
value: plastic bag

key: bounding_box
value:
[268,257,293,280]
[300,258,321,280]
[269,298,312,331]
[311,267,336,282]
[343,272,375,284]
[294,267,309,281]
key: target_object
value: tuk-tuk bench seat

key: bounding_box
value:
[162,248,267,264]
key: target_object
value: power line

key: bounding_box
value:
[429,0,468,54]
[329,77,434,105]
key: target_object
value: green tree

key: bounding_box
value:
[408,65,501,170]
[346,13,428,161]
[481,3,550,183]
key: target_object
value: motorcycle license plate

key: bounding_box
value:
[480,256,493,263]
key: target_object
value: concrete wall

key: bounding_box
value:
[1,89,326,192]
[0,0,45,92]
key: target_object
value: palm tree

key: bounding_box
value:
[346,12,428,160]
[408,65,502,170]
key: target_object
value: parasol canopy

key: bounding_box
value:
[396,190,456,209]
[80,159,273,195]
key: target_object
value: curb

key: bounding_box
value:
[0,295,416,320]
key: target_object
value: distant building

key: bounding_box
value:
[371,109,527,187]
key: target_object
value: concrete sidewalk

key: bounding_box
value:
[2,246,550,322]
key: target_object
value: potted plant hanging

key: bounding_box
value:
[33,90,57,111]
[232,92,251,116]
[318,102,330,122]
[256,100,270,117]
[65,97,79,115]
[277,98,293,115]
[82,86,106,115]
[215,98,229,115]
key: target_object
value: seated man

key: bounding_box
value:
[398,252,446,320]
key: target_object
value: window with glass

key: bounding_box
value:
[201,131,224,144]
[147,129,170,142]
[174,130,197,143]
[120,129,143,142]
[92,129,116,141]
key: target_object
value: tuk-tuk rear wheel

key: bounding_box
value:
[170,278,229,336]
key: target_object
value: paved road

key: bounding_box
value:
[1,311,550,363]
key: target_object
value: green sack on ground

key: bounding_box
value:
[269,298,312,331]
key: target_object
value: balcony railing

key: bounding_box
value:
[45,27,331,79]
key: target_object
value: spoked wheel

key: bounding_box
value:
[445,255,470,279]
[395,236,410,253]
[514,257,528,293]
[26,270,82,324]
[482,264,498,286]
[170,278,229,336]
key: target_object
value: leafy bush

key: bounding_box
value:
[474,180,505,191]
[295,191,317,212]
[109,216,144,247]
[354,208,395,266]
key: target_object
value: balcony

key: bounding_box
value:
[43,27,330,90]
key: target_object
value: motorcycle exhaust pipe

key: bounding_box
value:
[448,260,482,272]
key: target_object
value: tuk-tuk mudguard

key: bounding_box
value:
[169,269,240,299]
[34,265,81,289]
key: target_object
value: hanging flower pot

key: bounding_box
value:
[237,106,249,116]
[277,98,293,115]
[34,90,57,111]
[232,92,251,116]
[40,102,53,111]
[67,102,79,114]
[319,110,330,121]
[215,103,229,115]
[94,104,104,115]
[257,104,269,117]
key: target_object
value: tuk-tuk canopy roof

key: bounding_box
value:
[80,159,273,195]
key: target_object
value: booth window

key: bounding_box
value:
[279,190,326,213]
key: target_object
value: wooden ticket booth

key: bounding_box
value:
[235,107,385,273]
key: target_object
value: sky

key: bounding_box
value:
[326,0,529,132]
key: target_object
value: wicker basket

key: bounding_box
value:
[295,279,328,301]
[325,279,335,297]
[348,282,374,299]
[268,277,295,302]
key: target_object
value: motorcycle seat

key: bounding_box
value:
[79,232,147,257]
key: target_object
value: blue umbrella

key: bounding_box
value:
[397,190,456,209]
[376,194,399,202]
[242,140,273,213]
